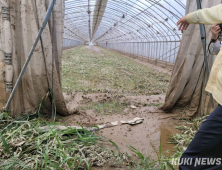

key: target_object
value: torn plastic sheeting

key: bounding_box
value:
[0,0,73,116]
[161,0,221,117]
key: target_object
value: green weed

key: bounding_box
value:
[129,145,175,170]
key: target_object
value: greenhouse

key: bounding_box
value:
[0,0,221,169]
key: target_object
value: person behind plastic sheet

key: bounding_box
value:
[210,24,222,55]
[177,4,222,170]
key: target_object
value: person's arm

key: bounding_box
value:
[187,4,222,25]
[209,25,221,55]
[211,25,221,41]
[177,4,222,31]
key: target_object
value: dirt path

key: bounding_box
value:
[61,46,179,162]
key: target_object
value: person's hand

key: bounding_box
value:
[211,24,221,40]
[177,16,189,32]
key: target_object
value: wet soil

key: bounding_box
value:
[61,92,180,159]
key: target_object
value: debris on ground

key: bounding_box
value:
[120,117,144,125]
[39,117,146,133]
[39,121,119,132]
[130,105,137,109]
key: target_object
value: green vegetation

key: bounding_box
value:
[143,103,164,107]
[77,97,129,116]
[0,112,119,170]
[169,116,207,158]
[0,110,178,170]
[129,145,175,170]
[62,47,170,95]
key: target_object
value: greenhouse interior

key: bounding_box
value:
[0,0,222,169]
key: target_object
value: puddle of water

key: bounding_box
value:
[160,125,179,156]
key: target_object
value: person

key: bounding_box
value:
[210,25,221,55]
[177,4,222,170]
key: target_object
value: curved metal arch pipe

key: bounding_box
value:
[64,0,184,42]
[63,0,186,65]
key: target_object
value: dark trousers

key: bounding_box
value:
[179,105,222,170]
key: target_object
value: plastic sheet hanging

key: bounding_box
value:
[0,0,73,116]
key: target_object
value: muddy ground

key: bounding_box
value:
[61,46,180,163]
[62,92,180,159]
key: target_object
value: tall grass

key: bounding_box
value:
[129,145,175,170]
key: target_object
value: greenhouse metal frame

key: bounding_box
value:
[63,0,186,63]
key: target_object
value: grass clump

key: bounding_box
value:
[0,112,117,170]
